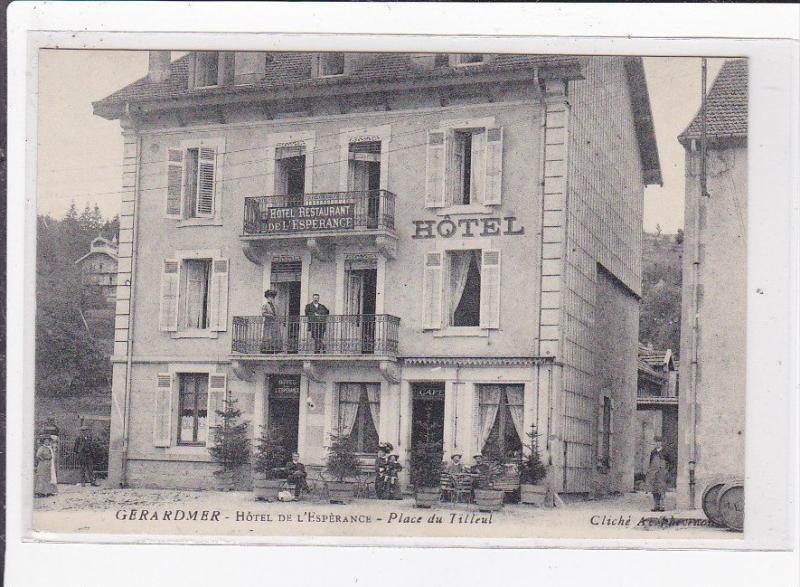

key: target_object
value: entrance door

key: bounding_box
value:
[267,375,300,454]
[410,382,445,485]
[345,267,377,353]
[275,280,301,352]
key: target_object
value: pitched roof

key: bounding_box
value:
[679,59,747,145]
[93,52,582,112]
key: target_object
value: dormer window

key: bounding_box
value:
[456,54,485,66]
[319,53,345,77]
[195,51,220,87]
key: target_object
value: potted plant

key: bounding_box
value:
[472,457,504,512]
[209,397,251,491]
[410,406,443,508]
[325,431,361,504]
[519,424,548,506]
[253,425,289,501]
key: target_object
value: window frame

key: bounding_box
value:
[337,382,380,455]
[453,54,486,67]
[176,372,210,446]
[179,258,212,332]
[194,51,221,88]
[166,137,226,226]
[319,52,346,77]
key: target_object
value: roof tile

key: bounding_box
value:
[680,59,747,143]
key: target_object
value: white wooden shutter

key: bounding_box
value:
[483,126,504,206]
[158,259,180,332]
[166,149,184,218]
[208,258,229,332]
[479,250,501,329]
[153,373,173,447]
[206,373,227,447]
[195,147,216,218]
[422,252,444,329]
[470,130,486,204]
[425,130,446,207]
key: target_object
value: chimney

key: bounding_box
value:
[148,51,172,83]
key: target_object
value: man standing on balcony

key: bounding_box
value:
[305,294,330,353]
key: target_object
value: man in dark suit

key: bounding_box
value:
[646,437,669,512]
[285,452,310,498]
[304,294,330,353]
[74,426,98,487]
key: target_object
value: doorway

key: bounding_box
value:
[344,264,377,353]
[410,382,446,485]
[348,141,381,227]
[271,260,303,352]
[267,375,300,454]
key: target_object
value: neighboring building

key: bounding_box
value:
[75,235,119,303]
[676,60,747,508]
[94,51,661,492]
[635,344,678,485]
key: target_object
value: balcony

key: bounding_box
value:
[241,190,397,260]
[231,314,400,359]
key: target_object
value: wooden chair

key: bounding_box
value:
[440,472,456,502]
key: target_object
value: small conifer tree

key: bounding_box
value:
[209,397,251,473]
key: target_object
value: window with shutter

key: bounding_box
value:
[425,131,446,207]
[479,250,501,329]
[422,252,443,329]
[483,127,504,205]
[153,373,173,447]
[159,260,180,332]
[195,147,216,217]
[177,373,209,445]
[166,149,184,217]
[206,373,227,447]
[208,258,229,332]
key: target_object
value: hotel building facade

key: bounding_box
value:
[94,51,661,494]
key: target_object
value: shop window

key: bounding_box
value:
[177,373,209,445]
[195,51,220,87]
[478,384,524,461]
[338,383,380,453]
[319,53,345,77]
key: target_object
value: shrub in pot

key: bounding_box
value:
[410,406,443,508]
[472,460,504,512]
[519,424,548,506]
[253,425,289,501]
[325,431,360,504]
[209,397,251,491]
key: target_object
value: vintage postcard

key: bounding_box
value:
[8,9,796,561]
[26,45,753,542]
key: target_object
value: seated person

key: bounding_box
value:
[285,452,310,498]
[384,454,403,500]
[470,454,493,489]
[445,453,465,476]
[374,442,392,499]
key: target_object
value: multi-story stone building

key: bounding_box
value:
[676,59,747,508]
[94,51,660,492]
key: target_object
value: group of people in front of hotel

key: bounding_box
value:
[261,290,329,354]
[34,423,98,498]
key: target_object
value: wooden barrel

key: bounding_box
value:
[717,483,744,532]
[701,482,726,526]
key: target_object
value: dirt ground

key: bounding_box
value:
[31,482,740,541]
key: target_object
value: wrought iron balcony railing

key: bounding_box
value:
[243,190,396,236]
[232,314,400,357]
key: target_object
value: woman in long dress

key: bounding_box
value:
[260,289,283,353]
[34,435,58,497]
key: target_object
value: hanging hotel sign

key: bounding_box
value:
[262,204,355,233]
[411,216,525,239]
[269,375,301,399]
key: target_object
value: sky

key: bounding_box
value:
[35,50,725,232]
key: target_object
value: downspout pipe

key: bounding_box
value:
[688,58,708,507]
[120,118,141,487]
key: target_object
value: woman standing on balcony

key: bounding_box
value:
[260,289,283,353]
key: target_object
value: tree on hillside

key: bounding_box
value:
[35,205,117,397]
[639,232,683,355]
